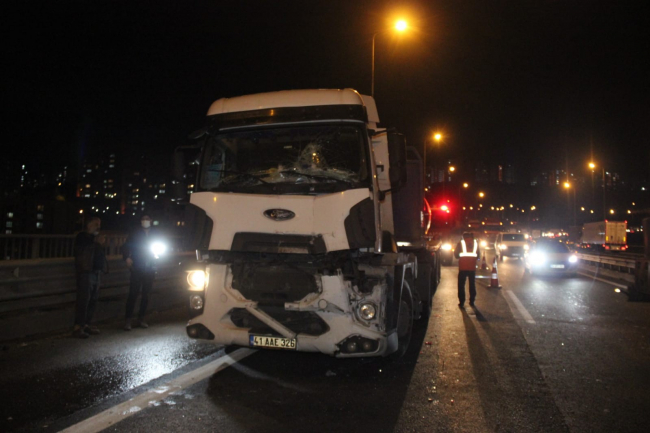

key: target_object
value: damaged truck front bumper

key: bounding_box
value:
[186,263,397,358]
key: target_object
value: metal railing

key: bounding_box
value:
[0,234,183,261]
[577,253,637,275]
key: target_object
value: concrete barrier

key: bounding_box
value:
[0,252,199,341]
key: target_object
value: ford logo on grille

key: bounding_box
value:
[263,209,295,221]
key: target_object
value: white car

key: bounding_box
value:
[495,233,529,261]
[524,240,578,277]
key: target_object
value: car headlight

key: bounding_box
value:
[529,251,546,265]
[499,244,507,250]
[358,302,377,320]
[568,255,578,264]
[187,270,207,291]
[524,244,529,250]
[442,243,452,251]
[150,242,167,258]
[480,240,487,247]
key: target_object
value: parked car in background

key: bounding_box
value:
[496,233,529,261]
[524,240,578,277]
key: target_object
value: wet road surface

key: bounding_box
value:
[1,253,649,432]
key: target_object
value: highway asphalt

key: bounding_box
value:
[1,252,648,432]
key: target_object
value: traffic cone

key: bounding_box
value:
[490,256,501,288]
[481,252,488,270]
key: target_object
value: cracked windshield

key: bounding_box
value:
[200,124,368,191]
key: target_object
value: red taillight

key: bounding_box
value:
[605,245,610,250]
[622,245,627,250]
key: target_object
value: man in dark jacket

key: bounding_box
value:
[73,217,107,338]
[122,214,160,330]
[454,232,481,308]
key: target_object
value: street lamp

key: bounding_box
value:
[478,192,485,198]
[371,19,408,97]
[458,182,469,223]
[564,182,576,226]
[423,132,443,185]
[588,162,607,221]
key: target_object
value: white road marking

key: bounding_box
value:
[577,271,625,288]
[503,290,536,324]
[60,348,256,433]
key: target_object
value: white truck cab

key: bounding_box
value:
[174,89,439,358]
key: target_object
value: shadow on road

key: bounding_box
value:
[205,322,429,433]
[461,305,569,433]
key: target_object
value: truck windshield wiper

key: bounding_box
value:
[215,170,270,185]
[278,169,354,187]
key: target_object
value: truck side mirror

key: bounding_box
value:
[170,149,188,202]
[387,131,407,190]
[171,140,203,202]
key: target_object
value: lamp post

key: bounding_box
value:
[371,19,408,97]
[423,132,442,186]
[459,182,469,223]
[564,182,577,226]
[588,162,606,221]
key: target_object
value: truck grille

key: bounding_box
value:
[231,262,319,306]
[229,307,329,336]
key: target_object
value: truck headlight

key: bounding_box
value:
[568,255,578,264]
[442,243,452,251]
[187,270,207,291]
[480,240,487,247]
[524,244,529,250]
[499,244,507,250]
[150,242,167,258]
[359,302,377,320]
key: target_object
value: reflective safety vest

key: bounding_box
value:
[459,239,478,257]
[458,238,479,271]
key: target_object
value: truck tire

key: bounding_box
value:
[389,280,414,360]
[416,263,432,320]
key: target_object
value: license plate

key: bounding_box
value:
[249,335,297,350]
[550,264,565,269]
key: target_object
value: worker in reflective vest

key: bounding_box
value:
[454,232,481,307]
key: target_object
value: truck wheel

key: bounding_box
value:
[416,264,433,320]
[390,283,414,360]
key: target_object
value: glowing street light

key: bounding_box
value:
[371,19,410,97]
[395,19,408,32]
[423,132,444,182]
[449,166,455,172]
[478,192,485,198]
[463,183,469,188]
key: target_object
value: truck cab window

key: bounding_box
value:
[199,124,369,193]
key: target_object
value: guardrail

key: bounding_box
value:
[577,253,637,277]
[0,234,183,261]
[0,252,199,341]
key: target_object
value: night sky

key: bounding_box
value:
[5,0,650,182]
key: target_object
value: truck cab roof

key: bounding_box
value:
[207,89,380,128]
